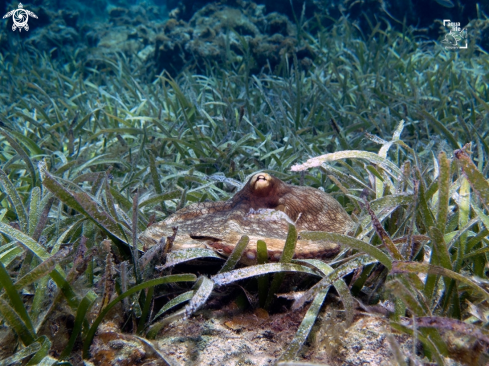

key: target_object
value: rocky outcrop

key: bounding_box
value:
[154,0,315,75]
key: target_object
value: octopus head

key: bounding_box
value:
[249,172,276,197]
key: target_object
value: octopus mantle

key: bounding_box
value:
[139,173,354,265]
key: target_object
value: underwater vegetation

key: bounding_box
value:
[0,1,489,364]
[2,0,489,76]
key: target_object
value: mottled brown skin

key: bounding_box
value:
[140,173,354,265]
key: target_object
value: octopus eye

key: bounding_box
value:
[251,173,272,194]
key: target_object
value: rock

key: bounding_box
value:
[153,0,315,75]
[60,10,79,29]
[79,5,159,70]
[25,23,80,57]
[164,0,216,22]
[154,29,192,74]
[108,7,128,20]
[138,45,155,62]
[154,305,308,365]
[149,300,415,365]
[315,311,411,365]
[89,322,168,366]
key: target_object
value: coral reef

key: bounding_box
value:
[154,0,314,74]
[0,1,314,75]
[165,0,489,43]
[2,0,488,74]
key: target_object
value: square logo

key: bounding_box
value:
[442,19,468,49]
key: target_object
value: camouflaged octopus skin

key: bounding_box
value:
[139,173,354,265]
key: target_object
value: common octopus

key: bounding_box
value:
[139,173,354,265]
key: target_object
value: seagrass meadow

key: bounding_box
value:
[1,12,489,366]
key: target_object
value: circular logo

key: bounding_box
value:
[3,3,37,32]
[12,8,29,29]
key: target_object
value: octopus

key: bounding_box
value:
[139,173,354,265]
